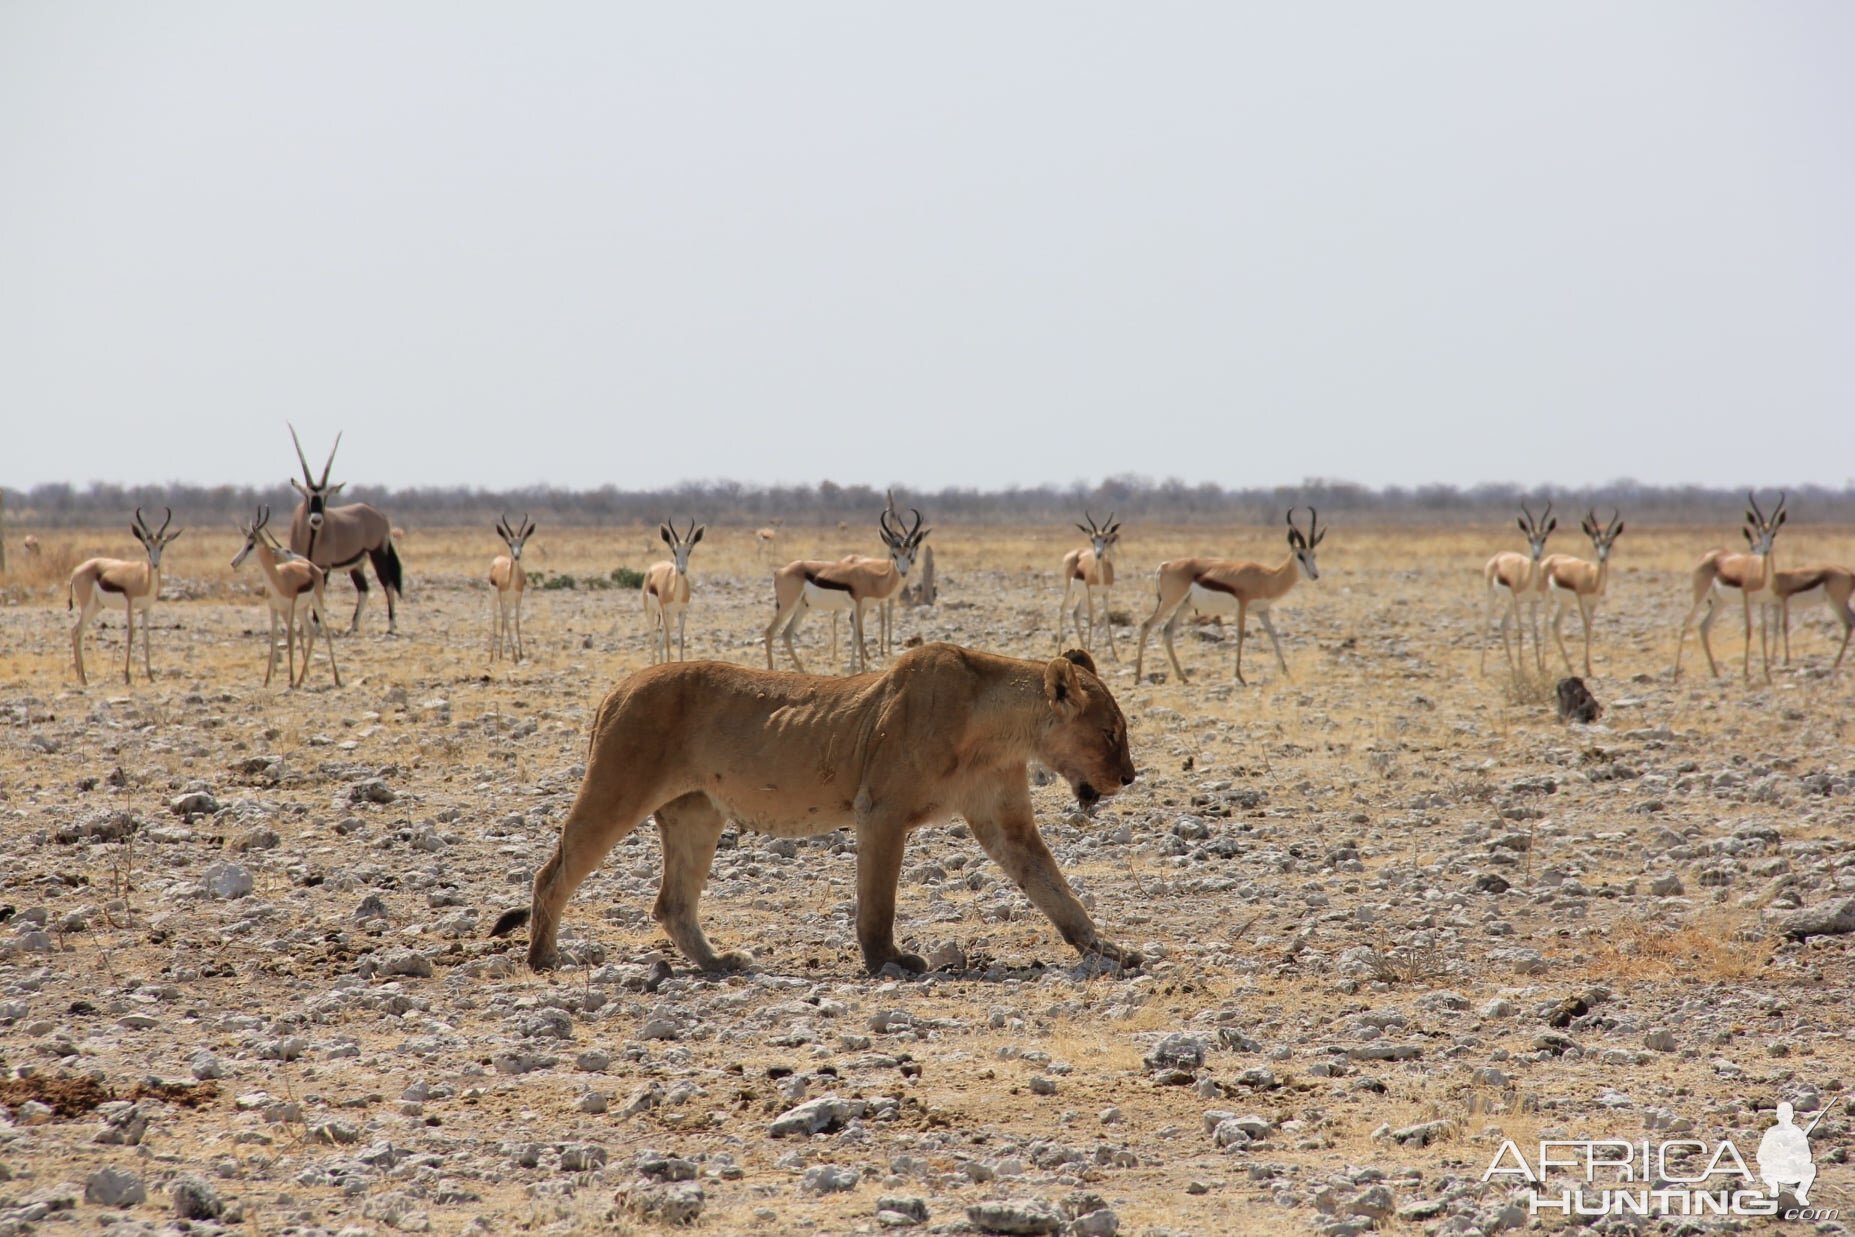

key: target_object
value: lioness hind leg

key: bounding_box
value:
[527,794,654,971]
[853,815,927,975]
[653,793,752,972]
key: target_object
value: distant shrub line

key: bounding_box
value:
[6,477,1853,529]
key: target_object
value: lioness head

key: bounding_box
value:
[1041,649,1137,809]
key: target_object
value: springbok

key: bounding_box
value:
[287,424,405,634]
[1481,503,1556,674]
[21,535,40,559]
[1540,509,1625,678]
[1675,492,1786,680]
[68,507,182,686]
[1770,565,1855,675]
[643,519,703,663]
[754,520,782,559]
[1134,509,1325,685]
[1058,511,1122,658]
[765,507,930,673]
[489,513,535,663]
[232,506,340,688]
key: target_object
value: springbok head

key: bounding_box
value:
[231,505,275,570]
[878,506,931,577]
[1077,510,1122,560]
[131,506,182,568]
[658,517,703,574]
[1581,508,1626,562]
[497,513,537,562]
[1285,508,1326,581]
[288,422,347,542]
[1740,490,1785,556]
[1517,502,1557,561]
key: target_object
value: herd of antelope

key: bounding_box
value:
[37,432,1855,690]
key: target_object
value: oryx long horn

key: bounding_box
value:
[321,432,341,487]
[289,422,316,484]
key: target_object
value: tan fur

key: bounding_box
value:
[496,644,1140,976]
[489,513,535,663]
[68,508,181,687]
[232,508,340,689]
[1674,494,1783,679]
[1540,509,1624,678]
[1480,504,1555,675]
[643,520,702,663]
[1134,509,1324,685]
[1770,564,1855,675]
[765,510,929,673]
[1059,513,1121,658]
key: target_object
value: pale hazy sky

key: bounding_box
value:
[4,4,1852,492]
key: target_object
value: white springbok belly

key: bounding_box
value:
[1187,582,1262,617]
[801,582,858,612]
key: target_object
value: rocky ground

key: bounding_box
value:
[0,521,1852,1236]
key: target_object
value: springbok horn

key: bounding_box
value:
[154,507,173,539]
[1747,490,1765,526]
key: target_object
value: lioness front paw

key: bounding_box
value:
[864,951,928,977]
[1088,941,1142,970]
[528,945,561,972]
[707,949,755,973]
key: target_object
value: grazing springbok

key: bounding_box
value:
[1675,492,1785,680]
[287,424,405,634]
[1541,509,1625,678]
[765,507,931,673]
[232,506,340,688]
[643,519,703,664]
[68,507,183,686]
[489,513,535,663]
[1481,504,1556,674]
[1058,511,1122,658]
[1769,565,1855,675]
[754,520,782,559]
[1134,509,1325,685]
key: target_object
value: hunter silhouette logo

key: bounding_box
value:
[1483,1098,1838,1219]
[1758,1103,1823,1204]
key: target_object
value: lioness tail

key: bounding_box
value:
[489,907,531,938]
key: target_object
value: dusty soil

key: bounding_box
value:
[1,520,1852,1236]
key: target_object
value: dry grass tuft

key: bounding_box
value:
[1363,940,1452,985]
[1573,910,1775,982]
[1498,662,1558,707]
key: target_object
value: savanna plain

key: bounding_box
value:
[1,518,1852,1237]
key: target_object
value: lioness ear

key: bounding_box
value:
[1044,655,1084,714]
[1060,648,1098,676]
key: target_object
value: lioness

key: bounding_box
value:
[492,643,1140,975]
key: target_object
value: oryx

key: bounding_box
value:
[287,424,405,634]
